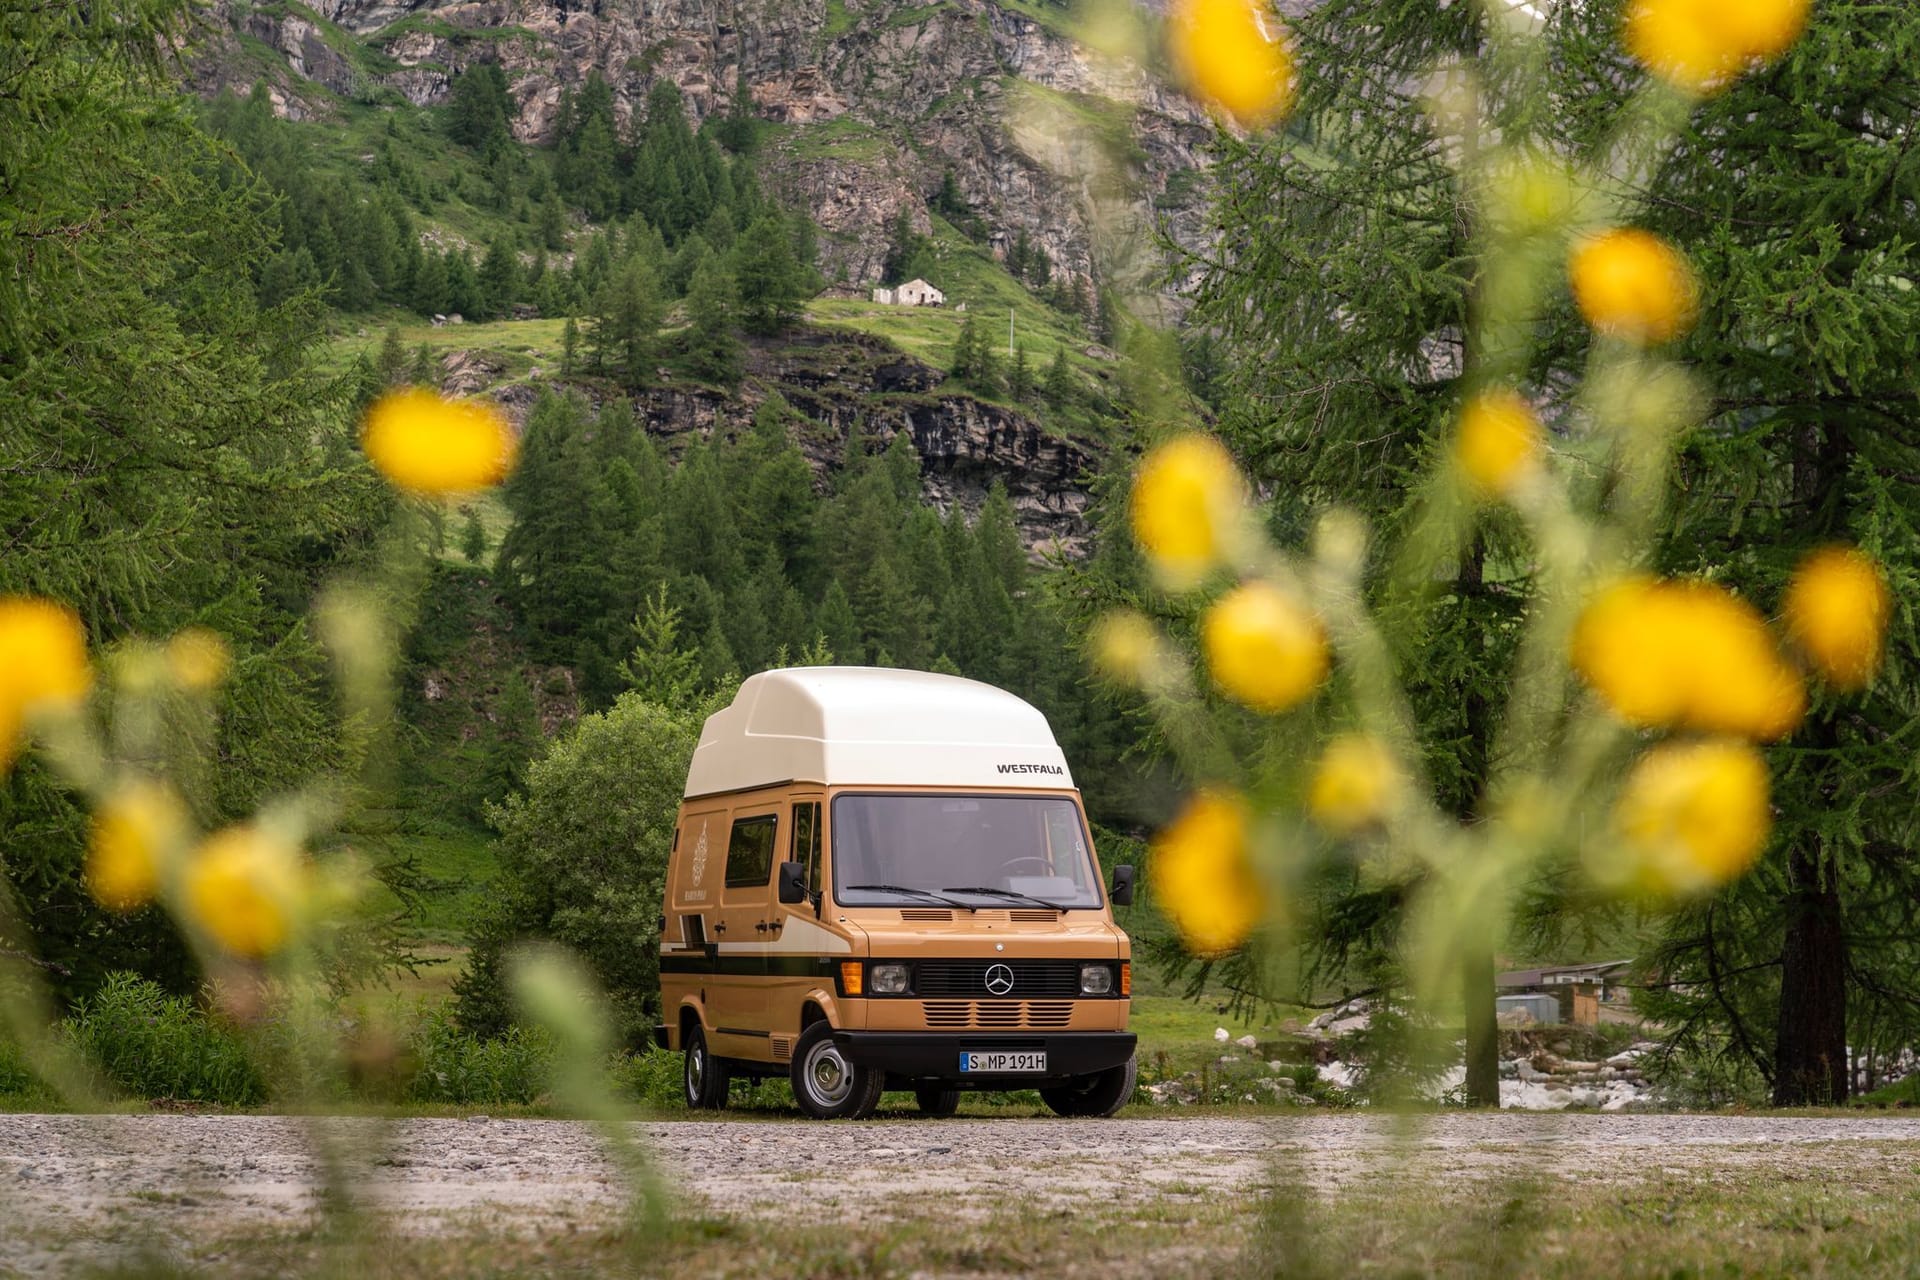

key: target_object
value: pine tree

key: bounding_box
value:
[729,212,812,334]
[447,62,513,150]
[618,585,703,710]
[410,341,438,387]
[373,323,408,387]
[681,253,742,384]
[587,256,664,387]
[1042,346,1076,413]
[560,316,579,376]
[477,234,521,320]
[1009,345,1034,403]
[459,511,488,563]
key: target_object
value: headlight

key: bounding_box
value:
[1080,964,1113,995]
[870,963,911,994]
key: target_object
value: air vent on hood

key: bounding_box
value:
[1009,909,1060,923]
[900,908,954,922]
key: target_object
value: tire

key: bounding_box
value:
[1039,1054,1137,1118]
[683,1023,731,1111]
[791,1022,884,1120]
[915,1086,961,1117]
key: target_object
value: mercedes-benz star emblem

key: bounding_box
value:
[983,963,1015,995]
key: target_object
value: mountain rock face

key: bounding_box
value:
[476,330,1098,556]
[198,0,1220,298]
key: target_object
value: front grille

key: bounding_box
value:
[915,959,1084,997]
[922,1000,1075,1030]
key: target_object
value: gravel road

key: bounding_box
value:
[5,1113,1920,1272]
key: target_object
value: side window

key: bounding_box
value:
[724,814,779,889]
[790,801,823,895]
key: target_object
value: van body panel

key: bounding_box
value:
[658,668,1133,1093]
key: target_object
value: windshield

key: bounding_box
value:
[831,793,1103,909]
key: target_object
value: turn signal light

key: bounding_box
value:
[1120,961,1132,997]
[840,960,864,995]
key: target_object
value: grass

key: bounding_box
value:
[34,1151,1920,1277]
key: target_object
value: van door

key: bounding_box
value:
[764,795,827,1060]
[711,806,781,1058]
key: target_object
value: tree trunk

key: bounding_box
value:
[1463,942,1500,1106]
[1772,841,1849,1106]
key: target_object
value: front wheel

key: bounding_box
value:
[1040,1055,1137,1118]
[683,1023,731,1110]
[791,1022,884,1120]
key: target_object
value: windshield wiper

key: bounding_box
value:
[941,886,1066,910]
[844,883,976,911]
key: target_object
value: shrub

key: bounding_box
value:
[403,1005,557,1105]
[455,693,699,1044]
[61,972,265,1106]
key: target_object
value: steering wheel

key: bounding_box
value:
[995,857,1054,879]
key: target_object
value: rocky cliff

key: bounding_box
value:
[446,328,1098,556]
[196,0,1219,301]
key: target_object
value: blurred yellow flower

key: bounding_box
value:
[1623,0,1810,94]
[1203,581,1329,713]
[0,597,92,770]
[1150,790,1264,956]
[1568,229,1699,345]
[1571,576,1803,741]
[1307,734,1399,836]
[1784,546,1891,691]
[1454,389,1545,498]
[1130,434,1249,587]
[165,627,232,692]
[1168,0,1294,128]
[1490,154,1580,234]
[1090,610,1164,688]
[184,826,305,959]
[85,781,187,913]
[1612,739,1772,894]
[361,388,518,495]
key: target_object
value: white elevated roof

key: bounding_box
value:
[682,667,1074,798]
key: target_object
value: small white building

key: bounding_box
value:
[871,277,945,307]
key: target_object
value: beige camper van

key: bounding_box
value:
[657,667,1137,1120]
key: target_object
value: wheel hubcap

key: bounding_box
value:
[805,1042,853,1106]
[687,1045,705,1095]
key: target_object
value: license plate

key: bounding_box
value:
[959,1051,1046,1073]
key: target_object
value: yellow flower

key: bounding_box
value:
[1091,611,1165,688]
[1623,0,1810,95]
[1307,734,1399,836]
[1454,389,1545,498]
[1784,547,1891,692]
[1168,0,1294,128]
[1611,739,1772,895]
[360,388,518,496]
[1571,576,1803,741]
[1150,790,1265,956]
[165,627,232,692]
[0,597,92,769]
[85,782,187,913]
[184,826,305,959]
[1203,581,1329,714]
[1568,228,1700,346]
[1130,434,1250,587]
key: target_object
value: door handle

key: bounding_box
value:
[713,922,727,935]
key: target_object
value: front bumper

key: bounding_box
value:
[832,1031,1136,1084]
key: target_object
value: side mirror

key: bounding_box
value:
[1110,864,1135,907]
[777,860,807,905]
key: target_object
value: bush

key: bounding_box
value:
[62,973,265,1106]
[455,693,699,1044]
[607,1046,684,1107]
[403,1005,557,1105]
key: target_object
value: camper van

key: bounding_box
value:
[657,667,1138,1120]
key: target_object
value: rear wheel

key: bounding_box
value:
[791,1022,884,1120]
[683,1023,731,1111]
[1039,1054,1137,1118]
[914,1086,961,1117]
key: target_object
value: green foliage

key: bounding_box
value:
[62,975,265,1106]
[403,1005,557,1104]
[730,212,816,335]
[0,0,392,1004]
[455,694,701,1044]
[446,62,514,150]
